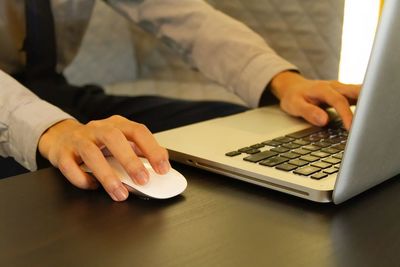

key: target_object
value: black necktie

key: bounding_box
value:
[24,0,57,79]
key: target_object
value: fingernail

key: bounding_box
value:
[111,186,128,201]
[344,121,351,131]
[134,170,149,185]
[315,114,326,126]
[157,160,170,174]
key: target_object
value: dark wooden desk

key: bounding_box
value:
[1,165,399,267]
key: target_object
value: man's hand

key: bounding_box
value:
[38,116,170,201]
[270,71,361,130]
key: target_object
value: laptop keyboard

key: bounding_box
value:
[225,122,347,180]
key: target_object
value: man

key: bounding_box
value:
[0,0,359,201]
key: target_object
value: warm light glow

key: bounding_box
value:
[338,0,381,84]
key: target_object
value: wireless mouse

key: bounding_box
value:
[81,157,187,199]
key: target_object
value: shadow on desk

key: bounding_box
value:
[0,165,399,267]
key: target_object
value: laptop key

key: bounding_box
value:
[282,143,301,149]
[250,143,265,149]
[332,144,346,151]
[243,150,278,163]
[245,149,261,154]
[310,151,330,158]
[286,127,322,139]
[302,145,320,152]
[311,172,328,180]
[280,152,300,159]
[313,141,331,148]
[288,159,309,167]
[300,155,320,162]
[238,147,253,153]
[262,140,281,147]
[323,167,338,175]
[311,161,332,169]
[273,136,295,143]
[315,132,330,139]
[294,166,321,176]
[322,157,341,165]
[321,147,340,154]
[328,136,347,144]
[293,139,311,146]
[276,163,298,171]
[292,148,311,155]
[332,152,343,159]
[259,156,288,167]
[225,151,241,157]
[271,146,290,153]
[304,135,323,142]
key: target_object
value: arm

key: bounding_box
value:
[105,0,360,129]
[1,70,169,201]
[104,0,296,108]
[0,69,73,170]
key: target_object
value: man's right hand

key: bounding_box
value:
[38,116,170,201]
[269,71,361,131]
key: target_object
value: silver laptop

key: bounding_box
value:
[155,0,400,204]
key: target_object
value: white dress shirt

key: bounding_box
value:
[0,0,296,171]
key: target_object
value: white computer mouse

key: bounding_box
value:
[81,157,187,199]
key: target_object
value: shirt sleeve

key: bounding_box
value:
[0,70,74,171]
[104,0,298,107]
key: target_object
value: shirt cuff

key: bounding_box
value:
[233,53,298,108]
[8,99,73,171]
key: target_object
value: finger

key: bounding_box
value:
[129,142,144,156]
[330,81,361,101]
[101,143,142,157]
[95,127,149,185]
[310,88,353,130]
[291,98,329,127]
[58,156,99,190]
[78,141,129,201]
[118,121,170,175]
[105,142,144,156]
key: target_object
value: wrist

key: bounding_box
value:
[38,119,81,159]
[270,71,304,99]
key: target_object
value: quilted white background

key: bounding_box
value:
[65,0,344,104]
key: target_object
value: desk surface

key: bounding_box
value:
[1,165,399,267]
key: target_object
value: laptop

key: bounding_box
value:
[155,0,400,204]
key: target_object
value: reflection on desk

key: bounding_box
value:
[0,165,399,267]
